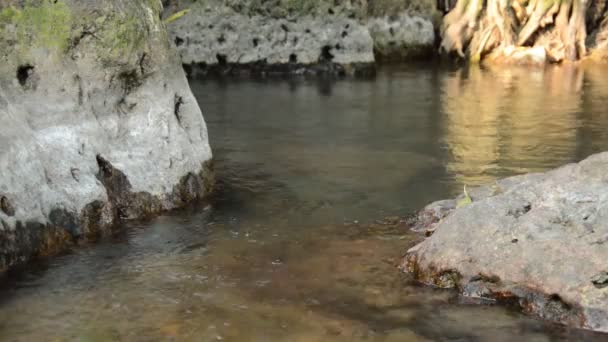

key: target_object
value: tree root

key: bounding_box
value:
[439,0,596,62]
[439,0,484,56]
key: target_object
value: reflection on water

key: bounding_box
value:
[442,64,608,185]
[1,64,608,341]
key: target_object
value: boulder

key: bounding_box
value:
[404,152,608,331]
[0,0,213,270]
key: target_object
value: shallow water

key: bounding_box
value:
[2,64,608,341]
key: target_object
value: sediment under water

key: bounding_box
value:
[1,64,608,341]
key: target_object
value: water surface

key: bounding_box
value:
[2,64,608,341]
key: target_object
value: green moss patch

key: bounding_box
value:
[0,0,72,55]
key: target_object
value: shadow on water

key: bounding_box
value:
[1,64,608,340]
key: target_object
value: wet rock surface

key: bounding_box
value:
[0,0,213,270]
[166,0,437,75]
[403,152,608,332]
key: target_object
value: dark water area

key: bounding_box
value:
[1,64,608,341]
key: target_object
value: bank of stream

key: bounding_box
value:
[1,64,608,340]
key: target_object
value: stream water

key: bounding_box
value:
[2,64,608,341]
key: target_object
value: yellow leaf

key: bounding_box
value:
[164,9,190,24]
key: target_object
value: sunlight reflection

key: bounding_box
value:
[440,64,606,186]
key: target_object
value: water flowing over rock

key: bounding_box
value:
[404,152,608,332]
[165,0,437,75]
[0,0,213,270]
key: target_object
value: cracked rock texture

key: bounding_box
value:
[166,0,437,74]
[0,0,213,270]
[404,152,608,332]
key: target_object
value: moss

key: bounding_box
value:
[0,0,72,56]
[0,7,19,24]
[0,0,168,69]
[97,14,147,61]
[90,1,167,66]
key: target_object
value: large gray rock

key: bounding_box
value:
[0,0,213,270]
[171,8,375,66]
[166,0,436,74]
[404,152,608,332]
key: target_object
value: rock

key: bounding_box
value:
[170,7,374,75]
[166,0,436,75]
[485,46,548,65]
[403,152,608,332]
[0,0,213,270]
[367,13,435,61]
[591,271,608,288]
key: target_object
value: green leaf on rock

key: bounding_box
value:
[457,185,472,208]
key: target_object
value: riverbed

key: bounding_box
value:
[1,64,607,341]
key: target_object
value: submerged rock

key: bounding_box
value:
[166,0,437,75]
[0,0,213,270]
[403,152,608,331]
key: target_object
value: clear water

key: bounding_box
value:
[2,64,608,341]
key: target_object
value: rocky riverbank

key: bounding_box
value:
[165,0,437,76]
[403,152,608,332]
[0,0,213,270]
